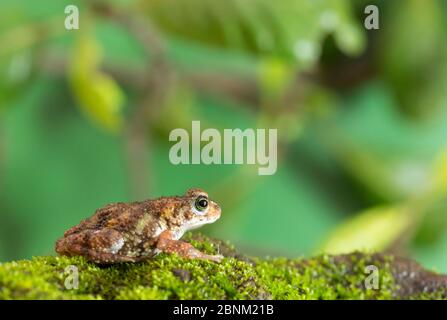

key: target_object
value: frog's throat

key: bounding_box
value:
[184,215,219,233]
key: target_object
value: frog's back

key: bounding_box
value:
[63,201,147,237]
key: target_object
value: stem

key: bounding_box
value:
[91,2,172,199]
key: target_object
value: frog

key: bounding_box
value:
[55,188,223,264]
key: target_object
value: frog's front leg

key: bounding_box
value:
[156,230,223,263]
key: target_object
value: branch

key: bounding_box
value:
[0,234,445,299]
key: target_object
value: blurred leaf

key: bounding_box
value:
[381,0,447,117]
[318,82,447,202]
[150,80,197,139]
[333,21,365,56]
[0,6,62,109]
[410,150,447,247]
[0,10,63,59]
[318,204,413,254]
[68,31,125,132]
[431,150,447,195]
[318,145,447,257]
[411,194,447,272]
[414,197,447,245]
[144,0,366,67]
[257,57,294,103]
[0,22,42,58]
[0,51,33,108]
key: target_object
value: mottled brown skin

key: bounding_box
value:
[55,188,222,263]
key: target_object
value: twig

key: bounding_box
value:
[38,52,260,107]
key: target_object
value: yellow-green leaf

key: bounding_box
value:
[68,32,125,132]
[318,205,413,254]
[431,150,447,195]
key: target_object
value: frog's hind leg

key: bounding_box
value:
[55,228,136,264]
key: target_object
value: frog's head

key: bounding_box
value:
[182,188,221,231]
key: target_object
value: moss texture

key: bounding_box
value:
[0,234,446,300]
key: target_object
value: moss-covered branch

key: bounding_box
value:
[0,234,446,300]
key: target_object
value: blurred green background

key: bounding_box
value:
[1,0,447,273]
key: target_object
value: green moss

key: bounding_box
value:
[0,234,445,300]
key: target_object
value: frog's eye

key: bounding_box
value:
[193,196,209,215]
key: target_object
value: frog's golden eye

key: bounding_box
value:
[194,196,209,214]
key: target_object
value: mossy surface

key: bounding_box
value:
[0,234,445,300]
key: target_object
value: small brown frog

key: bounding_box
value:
[55,188,223,263]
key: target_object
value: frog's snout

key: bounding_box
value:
[210,200,222,221]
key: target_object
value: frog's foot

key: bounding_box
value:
[156,230,223,263]
[202,253,224,263]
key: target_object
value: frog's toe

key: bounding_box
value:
[207,254,224,263]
